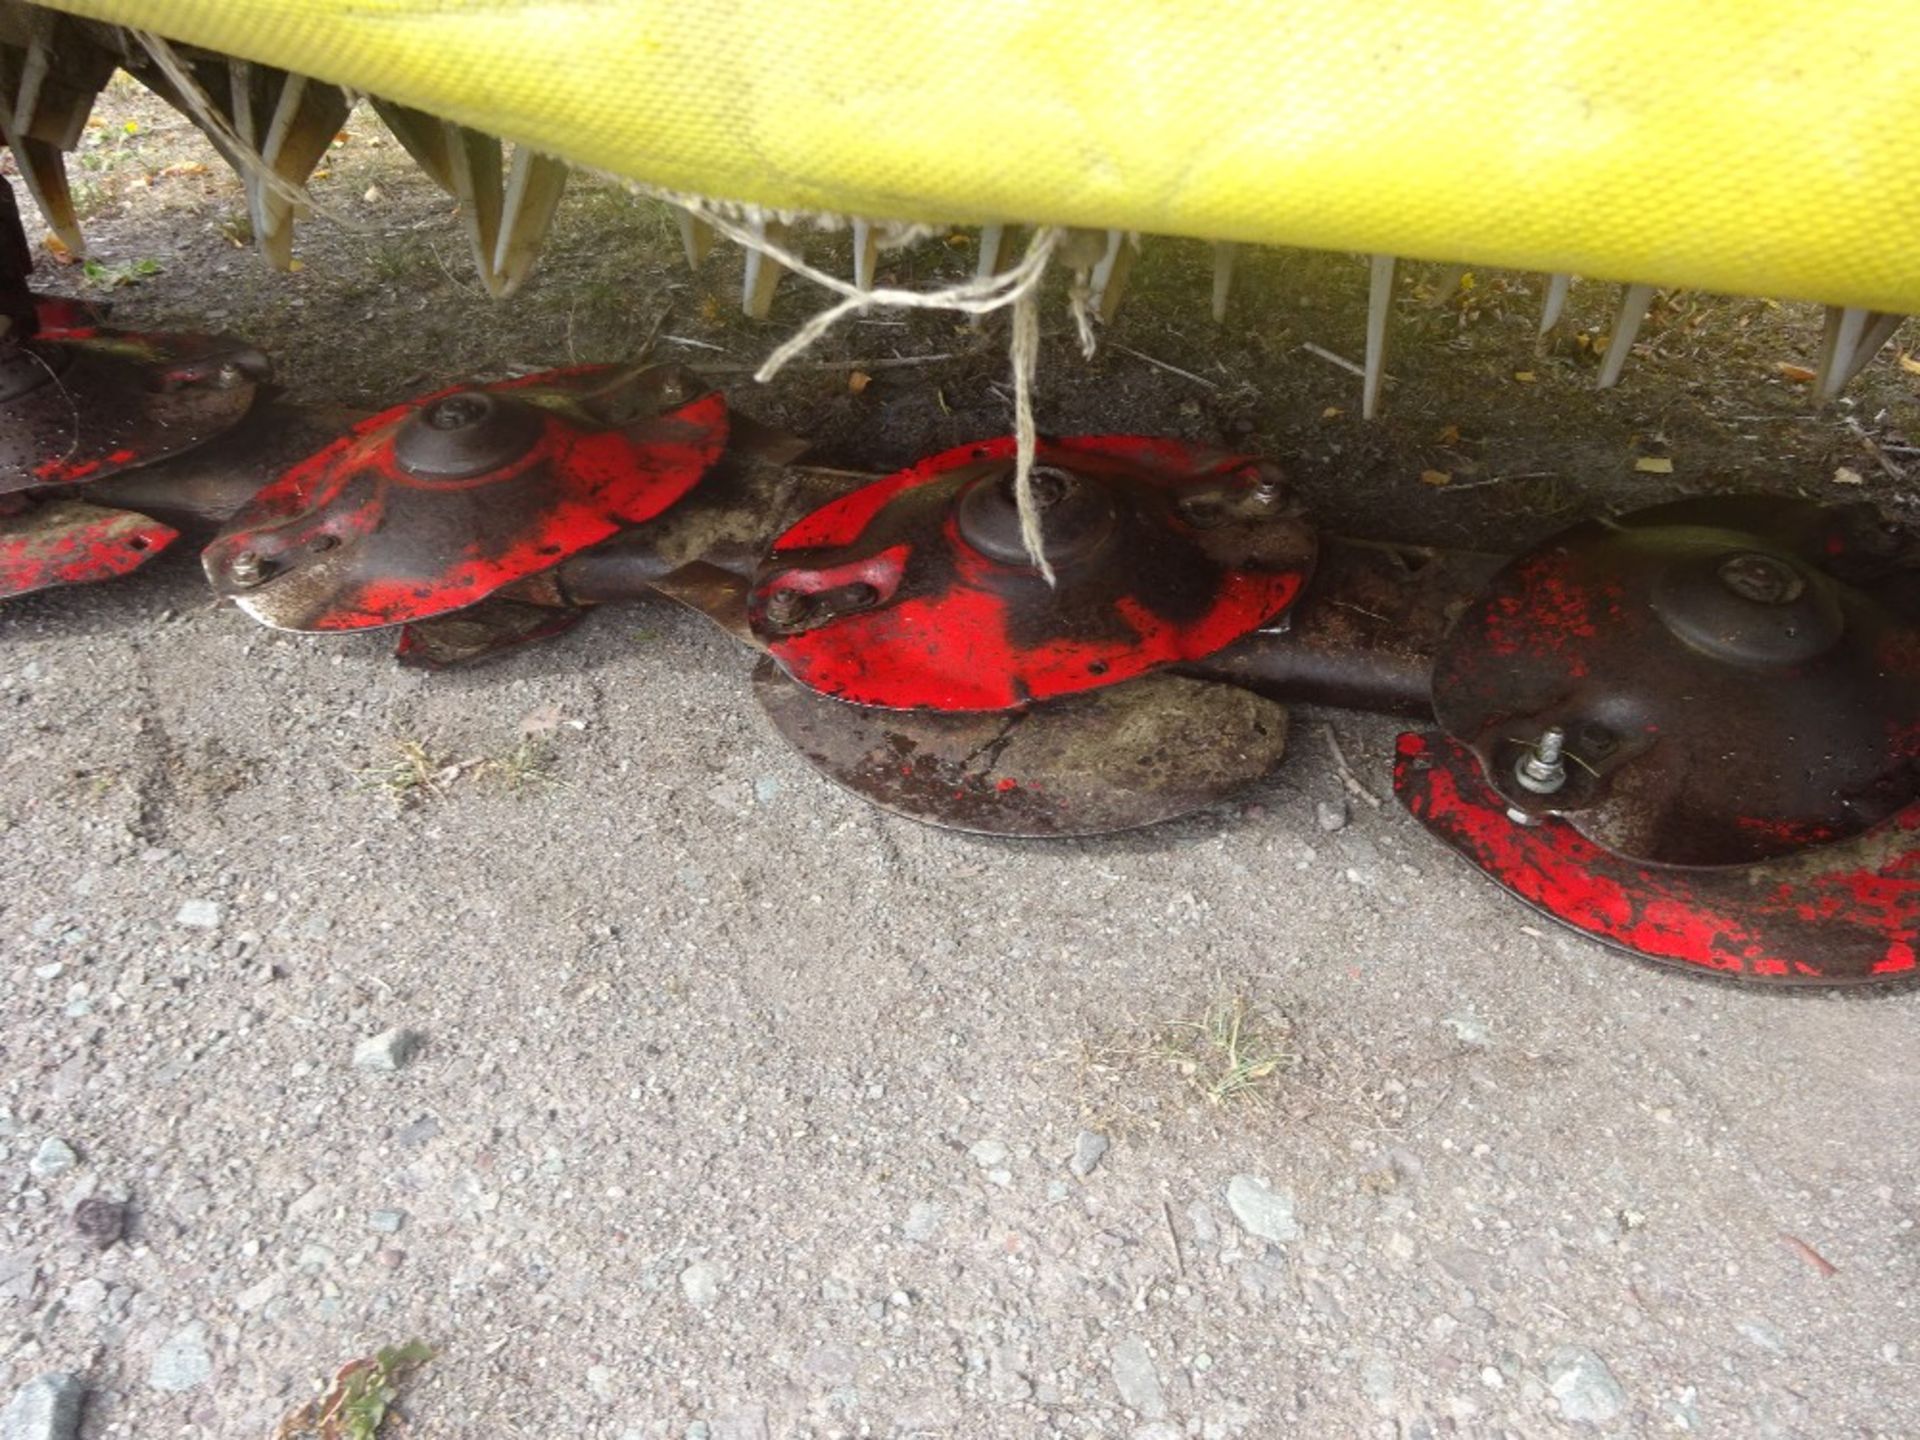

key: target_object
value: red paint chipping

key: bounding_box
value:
[1395,731,1920,986]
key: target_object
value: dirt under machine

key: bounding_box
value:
[3,1,1917,988]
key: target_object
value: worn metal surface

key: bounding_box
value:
[755,658,1290,837]
[1396,731,1919,987]
[1188,538,1502,717]
[0,493,176,598]
[204,364,728,632]
[1432,495,1920,867]
[0,322,270,492]
[753,435,1317,712]
[393,593,587,669]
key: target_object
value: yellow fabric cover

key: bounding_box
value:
[36,0,1920,312]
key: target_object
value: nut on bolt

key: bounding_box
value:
[1514,724,1568,795]
[228,549,268,587]
[764,588,811,627]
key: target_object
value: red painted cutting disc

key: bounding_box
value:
[1,324,270,494]
[750,435,1316,711]
[203,364,728,632]
[1395,731,1919,987]
[0,496,178,600]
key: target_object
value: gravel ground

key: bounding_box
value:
[4,79,1920,1440]
[5,551,1918,1439]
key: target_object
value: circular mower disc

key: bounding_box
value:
[750,434,1316,712]
[203,364,728,632]
[2,325,270,494]
[754,658,1291,837]
[1432,495,1920,868]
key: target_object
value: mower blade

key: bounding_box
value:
[394,594,587,669]
[756,659,1290,838]
[205,364,727,632]
[752,434,1316,712]
[1,495,177,599]
[1395,731,1919,988]
[2,325,271,493]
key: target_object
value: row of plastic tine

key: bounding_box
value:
[369,98,569,298]
[3,0,1909,409]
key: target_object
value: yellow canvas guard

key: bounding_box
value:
[34,0,1920,312]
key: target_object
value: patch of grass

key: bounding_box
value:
[1070,991,1299,1130]
[356,733,567,805]
[81,256,162,288]
[483,736,566,793]
[274,1340,434,1440]
[354,737,469,807]
[1142,994,1298,1107]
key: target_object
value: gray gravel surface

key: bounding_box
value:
[3,553,1916,1438]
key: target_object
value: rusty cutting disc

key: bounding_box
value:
[1,324,270,494]
[1433,494,1920,867]
[203,364,728,632]
[754,658,1290,837]
[1,495,178,600]
[751,434,1316,712]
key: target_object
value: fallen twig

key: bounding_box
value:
[1778,1232,1838,1278]
[698,351,961,376]
[1111,342,1219,391]
[1301,342,1366,379]
[1433,471,1557,494]
[1321,723,1383,809]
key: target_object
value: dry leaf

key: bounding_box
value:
[41,233,76,265]
[1832,466,1865,486]
[1512,370,1537,383]
[1419,469,1452,487]
[1321,406,1344,420]
[848,370,872,394]
[1774,362,1816,383]
[1435,424,1461,445]
[1634,457,1674,474]
[157,160,209,179]
[1899,351,1920,376]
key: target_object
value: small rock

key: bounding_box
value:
[969,1139,1010,1169]
[2,1372,84,1440]
[150,1323,214,1393]
[368,1209,407,1234]
[1737,1319,1787,1355]
[1544,1345,1626,1425]
[1070,1130,1110,1178]
[396,1116,441,1147]
[353,1027,422,1072]
[1225,1174,1300,1244]
[71,1197,125,1250]
[175,900,220,930]
[377,1248,406,1269]
[903,1200,943,1242]
[28,1139,77,1181]
[1442,1011,1491,1048]
[1110,1336,1166,1420]
[680,1261,719,1308]
[1316,798,1350,832]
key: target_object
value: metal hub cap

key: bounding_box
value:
[751,434,1317,712]
[393,390,544,479]
[1433,495,1920,867]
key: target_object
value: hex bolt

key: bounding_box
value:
[229,550,267,587]
[764,588,810,627]
[425,393,490,431]
[1514,724,1568,795]
[1717,552,1804,606]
